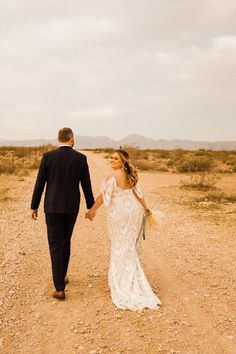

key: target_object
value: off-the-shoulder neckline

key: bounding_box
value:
[105,176,133,191]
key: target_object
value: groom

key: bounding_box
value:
[30,128,94,300]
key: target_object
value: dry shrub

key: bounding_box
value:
[0,145,56,176]
[196,191,236,204]
[86,148,114,154]
[193,149,208,156]
[225,194,236,203]
[29,157,41,169]
[156,166,169,172]
[135,160,168,172]
[153,149,171,159]
[177,156,214,173]
[122,146,149,160]
[166,159,175,167]
[217,168,234,173]
[135,159,158,171]
[0,164,16,175]
[0,187,10,202]
[171,149,186,160]
[88,147,236,174]
[180,172,218,191]
[16,169,29,177]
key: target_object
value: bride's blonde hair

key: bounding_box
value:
[115,149,138,188]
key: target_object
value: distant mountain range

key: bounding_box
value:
[0,134,236,150]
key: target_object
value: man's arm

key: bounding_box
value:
[30,153,47,218]
[81,156,94,209]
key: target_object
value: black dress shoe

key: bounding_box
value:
[52,290,65,300]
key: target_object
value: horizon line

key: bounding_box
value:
[0,134,236,144]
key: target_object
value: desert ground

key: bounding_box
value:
[0,151,235,354]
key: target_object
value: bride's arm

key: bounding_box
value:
[85,193,103,220]
[133,189,150,213]
[86,174,115,220]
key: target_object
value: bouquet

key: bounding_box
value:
[146,208,164,233]
[136,208,164,256]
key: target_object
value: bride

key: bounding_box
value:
[86,149,161,311]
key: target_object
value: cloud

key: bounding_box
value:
[213,35,236,50]
[0,0,236,141]
[68,107,123,121]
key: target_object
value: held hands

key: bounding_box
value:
[85,209,96,221]
[31,208,96,221]
[85,195,102,221]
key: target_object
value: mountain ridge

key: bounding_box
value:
[0,134,235,150]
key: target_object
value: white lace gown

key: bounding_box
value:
[101,176,162,311]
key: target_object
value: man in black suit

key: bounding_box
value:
[31,127,94,300]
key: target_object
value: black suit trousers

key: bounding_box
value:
[45,213,78,291]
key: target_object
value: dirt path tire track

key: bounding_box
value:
[0,152,235,354]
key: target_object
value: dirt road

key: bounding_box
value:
[0,152,235,354]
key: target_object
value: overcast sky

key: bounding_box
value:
[0,0,236,141]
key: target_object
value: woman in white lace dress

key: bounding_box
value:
[86,149,161,311]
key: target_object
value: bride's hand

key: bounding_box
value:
[144,208,151,215]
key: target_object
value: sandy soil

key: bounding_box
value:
[0,152,235,354]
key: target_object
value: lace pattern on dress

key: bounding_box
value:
[101,177,115,207]
[101,176,161,311]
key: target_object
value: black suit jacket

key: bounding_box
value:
[31,147,94,213]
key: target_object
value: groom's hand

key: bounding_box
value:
[31,209,38,220]
[85,211,91,220]
[85,210,95,221]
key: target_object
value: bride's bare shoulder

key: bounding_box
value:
[104,172,115,181]
[104,169,125,183]
[114,169,127,185]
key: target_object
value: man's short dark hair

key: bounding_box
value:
[58,127,74,142]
